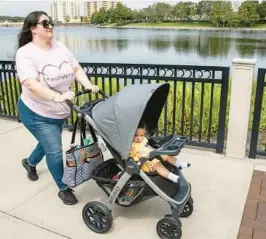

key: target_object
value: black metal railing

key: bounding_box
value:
[0,60,229,153]
[0,61,21,120]
[249,68,266,158]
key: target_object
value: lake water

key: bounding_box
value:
[1,26,266,71]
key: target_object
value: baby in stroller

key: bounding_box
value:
[130,120,191,183]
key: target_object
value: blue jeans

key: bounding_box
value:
[18,99,68,190]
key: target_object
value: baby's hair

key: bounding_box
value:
[138,120,148,130]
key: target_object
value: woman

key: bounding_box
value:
[16,11,99,205]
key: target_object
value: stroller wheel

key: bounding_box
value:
[82,201,113,233]
[157,217,182,239]
[180,201,193,218]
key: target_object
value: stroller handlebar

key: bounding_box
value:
[75,89,109,98]
[66,99,81,112]
[66,89,109,114]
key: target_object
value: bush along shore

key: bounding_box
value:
[97,23,266,32]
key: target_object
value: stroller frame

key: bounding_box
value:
[69,83,194,239]
[81,112,193,239]
[107,160,191,209]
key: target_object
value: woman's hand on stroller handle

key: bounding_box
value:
[65,88,109,113]
[53,91,75,103]
[74,89,109,98]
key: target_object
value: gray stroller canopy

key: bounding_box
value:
[92,83,170,159]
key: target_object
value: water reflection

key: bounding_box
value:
[85,38,129,52]
[56,33,82,54]
[173,36,196,54]
[2,27,266,69]
[116,39,129,51]
[147,37,172,53]
[197,36,231,58]
[59,31,266,59]
[235,38,266,58]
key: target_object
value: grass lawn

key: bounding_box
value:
[254,24,266,28]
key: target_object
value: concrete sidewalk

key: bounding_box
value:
[0,118,263,239]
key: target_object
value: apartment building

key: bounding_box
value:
[84,0,119,18]
[50,0,80,23]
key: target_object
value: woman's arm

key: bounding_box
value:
[59,42,99,92]
[73,65,99,92]
[23,78,74,103]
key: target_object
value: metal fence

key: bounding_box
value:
[0,60,229,153]
[249,68,266,158]
[0,61,21,120]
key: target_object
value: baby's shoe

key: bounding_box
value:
[178,163,191,170]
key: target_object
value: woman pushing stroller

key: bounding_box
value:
[130,121,191,183]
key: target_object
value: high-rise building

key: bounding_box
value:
[50,0,80,23]
[84,0,119,18]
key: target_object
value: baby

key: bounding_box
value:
[130,121,190,183]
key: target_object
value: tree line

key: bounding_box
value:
[0,16,24,22]
[91,0,266,27]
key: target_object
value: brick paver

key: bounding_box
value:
[237,170,266,239]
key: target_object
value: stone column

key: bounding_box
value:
[225,59,256,159]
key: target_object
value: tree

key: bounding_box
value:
[196,1,214,20]
[173,2,196,21]
[173,2,185,20]
[210,1,233,27]
[258,0,266,20]
[220,1,233,27]
[106,8,115,23]
[183,2,196,21]
[210,1,223,27]
[0,16,24,22]
[112,3,133,25]
[238,0,260,26]
[91,8,108,25]
[142,5,157,22]
[64,15,70,23]
[90,12,98,24]
[132,10,146,22]
[154,2,173,21]
[227,12,240,27]
[81,16,90,23]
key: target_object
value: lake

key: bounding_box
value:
[1,26,266,72]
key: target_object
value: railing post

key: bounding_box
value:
[225,59,256,159]
[249,69,265,158]
[216,67,229,153]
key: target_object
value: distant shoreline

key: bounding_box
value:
[97,25,266,32]
[1,23,265,32]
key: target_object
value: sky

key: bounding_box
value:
[0,0,200,17]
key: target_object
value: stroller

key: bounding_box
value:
[68,82,193,239]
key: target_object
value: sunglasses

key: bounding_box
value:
[36,20,55,29]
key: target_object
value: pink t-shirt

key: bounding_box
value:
[15,40,79,119]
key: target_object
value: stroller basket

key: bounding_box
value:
[92,159,146,206]
[92,158,180,206]
[92,158,121,187]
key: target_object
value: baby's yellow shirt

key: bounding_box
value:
[130,137,151,161]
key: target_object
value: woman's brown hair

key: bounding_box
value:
[17,11,48,49]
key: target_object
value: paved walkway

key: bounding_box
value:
[0,118,266,239]
[237,170,266,239]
